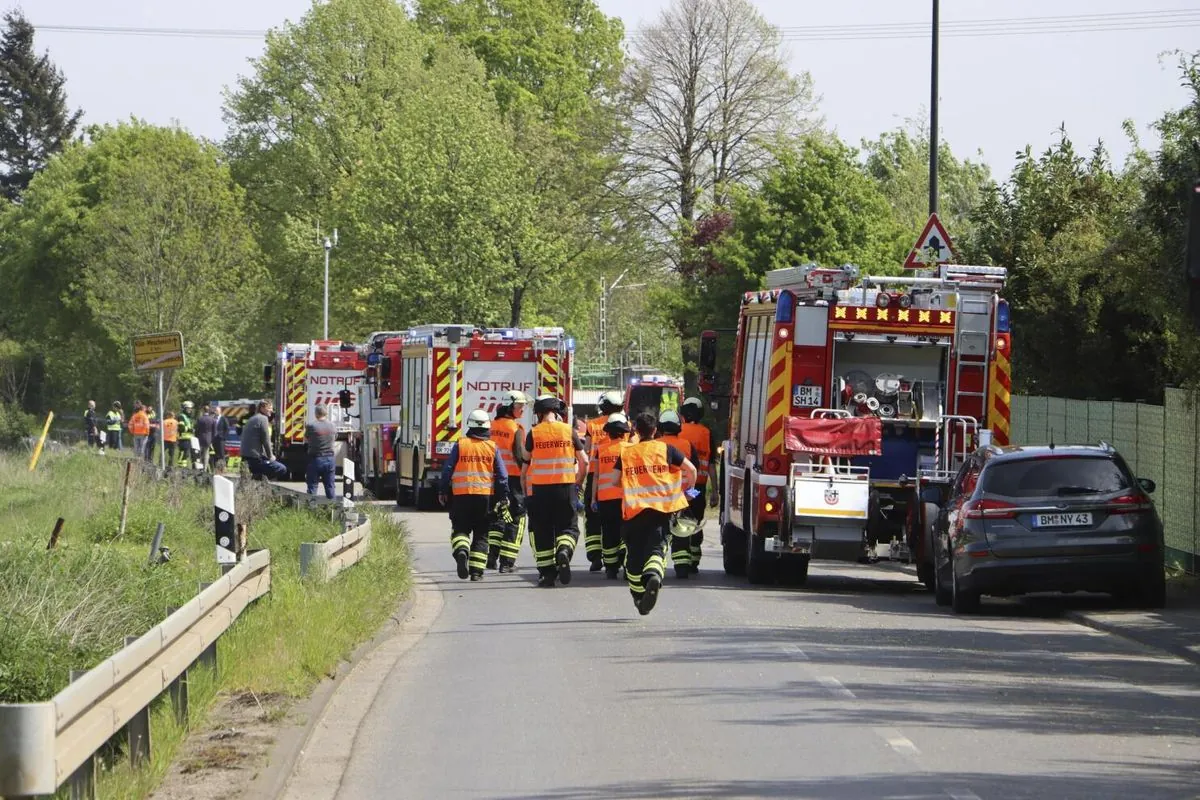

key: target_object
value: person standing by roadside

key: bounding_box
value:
[128,402,150,459]
[241,400,289,481]
[213,410,232,472]
[195,405,217,473]
[177,401,197,468]
[105,401,124,452]
[305,405,338,499]
[84,400,99,449]
[162,412,179,468]
[144,402,159,464]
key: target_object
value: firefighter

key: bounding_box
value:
[589,412,631,579]
[177,401,197,468]
[488,390,530,573]
[144,403,158,464]
[679,396,719,572]
[439,409,508,582]
[583,391,623,572]
[655,409,701,578]
[523,394,588,588]
[105,401,124,451]
[615,412,696,615]
[162,412,179,468]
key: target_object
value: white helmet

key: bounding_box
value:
[503,390,529,406]
[682,396,703,409]
[466,409,491,430]
[182,400,195,410]
[598,390,624,411]
[658,409,681,428]
[606,412,629,426]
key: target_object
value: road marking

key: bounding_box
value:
[945,789,982,800]
[874,727,920,756]
[816,675,855,698]
[779,643,809,660]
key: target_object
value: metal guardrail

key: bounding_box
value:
[300,515,372,581]
[0,550,271,798]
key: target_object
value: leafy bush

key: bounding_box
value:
[0,401,34,450]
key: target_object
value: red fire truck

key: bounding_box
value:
[623,374,683,419]
[355,325,574,506]
[268,341,368,479]
[699,262,1012,587]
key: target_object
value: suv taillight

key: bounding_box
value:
[964,498,1017,520]
[1106,494,1153,514]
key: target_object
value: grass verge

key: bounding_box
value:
[0,449,411,798]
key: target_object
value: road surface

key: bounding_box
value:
[312,507,1200,800]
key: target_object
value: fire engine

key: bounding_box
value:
[267,341,368,479]
[624,374,683,419]
[355,325,574,506]
[699,262,1012,587]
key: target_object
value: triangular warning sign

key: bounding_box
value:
[903,213,958,270]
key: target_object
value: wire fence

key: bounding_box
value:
[1010,390,1197,573]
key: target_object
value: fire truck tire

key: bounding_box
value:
[917,502,939,592]
[780,554,810,586]
[721,523,747,576]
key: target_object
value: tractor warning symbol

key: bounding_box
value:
[903,213,958,269]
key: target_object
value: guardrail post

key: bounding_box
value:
[300,542,321,580]
[123,636,152,767]
[67,669,97,800]
[196,581,218,670]
[165,605,190,726]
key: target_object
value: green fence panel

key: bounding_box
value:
[1111,402,1139,468]
[1134,403,1165,490]
[1064,399,1090,444]
[1025,395,1049,443]
[1162,389,1196,566]
[1086,399,1115,445]
[1009,395,1027,444]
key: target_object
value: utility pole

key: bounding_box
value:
[322,228,338,340]
[929,0,940,216]
[599,269,645,366]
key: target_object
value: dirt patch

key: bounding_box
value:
[150,692,294,800]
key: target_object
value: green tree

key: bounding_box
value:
[0,122,263,407]
[862,123,992,247]
[0,10,81,201]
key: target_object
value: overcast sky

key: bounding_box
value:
[15,0,1200,182]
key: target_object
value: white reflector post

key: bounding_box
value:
[343,457,356,500]
[213,475,237,563]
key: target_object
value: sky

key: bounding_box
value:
[14,0,1200,182]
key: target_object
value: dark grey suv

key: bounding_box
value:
[932,444,1166,614]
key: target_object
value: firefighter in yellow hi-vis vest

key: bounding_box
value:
[440,409,509,582]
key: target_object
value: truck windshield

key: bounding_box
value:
[627,386,680,418]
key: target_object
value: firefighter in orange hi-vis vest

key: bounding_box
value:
[589,411,632,580]
[656,409,701,580]
[614,412,696,616]
[583,390,624,572]
[679,396,719,572]
[523,395,588,588]
[439,409,508,582]
[487,391,530,574]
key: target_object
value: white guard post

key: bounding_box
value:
[214,475,237,564]
[342,457,356,501]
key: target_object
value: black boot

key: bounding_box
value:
[537,571,557,588]
[486,546,499,570]
[454,550,469,580]
[469,570,484,582]
[589,558,603,573]
[605,565,620,580]
[675,565,691,579]
[498,560,515,574]
[638,573,662,616]
[556,547,573,585]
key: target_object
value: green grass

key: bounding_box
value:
[0,448,411,798]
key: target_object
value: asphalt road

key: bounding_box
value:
[329,507,1200,800]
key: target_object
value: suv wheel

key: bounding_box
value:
[951,564,980,614]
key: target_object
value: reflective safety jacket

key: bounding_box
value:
[657,433,695,465]
[586,417,606,473]
[129,411,150,437]
[528,420,576,486]
[452,438,499,496]
[163,418,178,443]
[105,410,122,431]
[490,417,523,478]
[680,422,712,485]
[619,440,688,521]
[593,437,628,501]
[178,414,195,440]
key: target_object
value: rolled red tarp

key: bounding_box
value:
[784,415,882,457]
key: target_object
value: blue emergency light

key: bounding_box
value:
[996,300,1011,333]
[774,290,795,324]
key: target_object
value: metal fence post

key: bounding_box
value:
[165,605,190,727]
[67,669,96,800]
[196,581,218,670]
[123,635,152,767]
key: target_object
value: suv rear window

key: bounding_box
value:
[979,456,1131,498]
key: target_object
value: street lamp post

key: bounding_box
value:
[323,228,338,340]
[929,0,940,216]
[600,269,645,366]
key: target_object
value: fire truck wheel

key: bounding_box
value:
[721,523,747,576]
[779,555,810,586]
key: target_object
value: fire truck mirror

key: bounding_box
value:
[379,356,392,381]
[338,389,354,409]
[261,364,273,391]
[699,331,718,371]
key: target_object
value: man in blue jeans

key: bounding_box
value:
[240,400,289,481]
[305,405,337,499]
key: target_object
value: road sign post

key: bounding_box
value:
[903,213,958,270]
[132,332,185,474]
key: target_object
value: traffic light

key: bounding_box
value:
[338,388,353,409]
